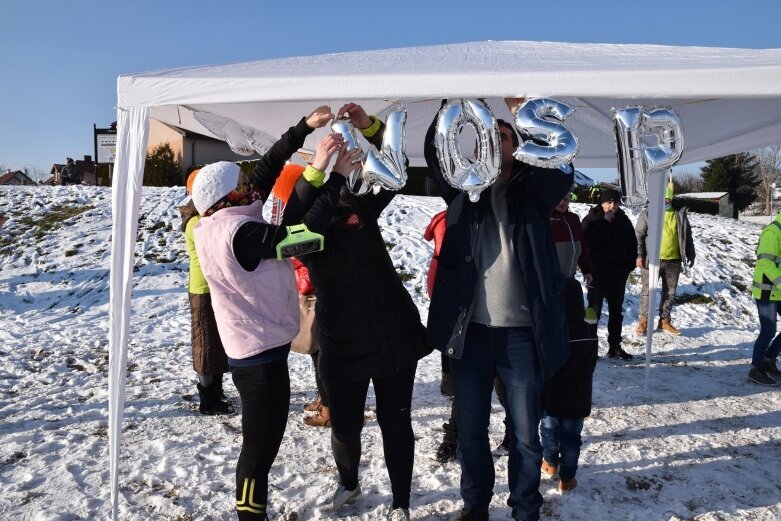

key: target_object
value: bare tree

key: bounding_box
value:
[754,144,781,215]
[672,169,703,194]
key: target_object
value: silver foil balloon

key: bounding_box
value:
[512,98,578,169]
[613,106,684,208]
[362,107,408,191]
[434,98,501,202]
[193,111,256,156]
[331,119,371,195]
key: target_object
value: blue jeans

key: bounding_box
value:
[450,323,543,521]
[752,299,781,367]
[539,414,585,481]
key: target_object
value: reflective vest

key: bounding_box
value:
[752,215,781,301]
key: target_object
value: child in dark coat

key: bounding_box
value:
[540,277,598,492]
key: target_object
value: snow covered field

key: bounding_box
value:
[0,185,779,520]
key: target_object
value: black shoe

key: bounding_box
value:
[197,383,235,415]
[762,358,781,378]
[456,508,489,520]
[435,442,457,463]
[608,346,633,360]
[748,366,779,386]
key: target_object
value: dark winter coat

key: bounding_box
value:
[543,278,598,419]
[550,209,592,279]
[423,112,574,379]
[296,177,429,381]
[581,204,637,275]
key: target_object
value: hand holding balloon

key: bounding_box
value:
[336,102,372,129]
[306,105,335,129]
[333,146,361,178]
[636,256,646,269]
[311,133,344,172]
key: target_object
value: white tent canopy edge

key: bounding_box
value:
[110,40,781,519]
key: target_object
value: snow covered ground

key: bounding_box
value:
[0,185,779,521]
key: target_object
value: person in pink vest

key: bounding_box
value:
[191,106,338,521]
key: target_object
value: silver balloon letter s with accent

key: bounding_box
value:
[512,98,578,170]
[434,98,501,202]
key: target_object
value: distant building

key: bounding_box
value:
[677,191,733,218]
[573,170,595,186]
[49,155,98,185]
[147,119,264,182]
[0,169,36,185]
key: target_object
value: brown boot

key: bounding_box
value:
[559,477,577,492]
[304,405,331,427]
[303,394,322,412]
[635,316,647,335]
[659,318,681,336]
[541,459,558,478]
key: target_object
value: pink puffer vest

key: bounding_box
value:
[193,201,299,359]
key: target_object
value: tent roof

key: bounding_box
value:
[117,40,781,168]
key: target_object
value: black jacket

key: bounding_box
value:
[581,204,637,274]
[423,110,573,379]
[543,278,598,418]
[296,129,428,381]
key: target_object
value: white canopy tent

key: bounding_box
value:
[109,40,781,518]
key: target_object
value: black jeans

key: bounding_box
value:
[588,268,631,348]
[324,362,417,510]
[231,360,290,519]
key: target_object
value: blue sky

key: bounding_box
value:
[2,0,781,182]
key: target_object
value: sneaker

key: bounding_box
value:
[659,318,681,336]
[387,507,410,521]
[435,441,457,463]
[635,316,647,335]
[455,508,489,520]
[303,394,322,412]
[559,477,578,492]
[762,358,781,378]
[748,366,779,386]
[303,406,331,427]
[332,483,361,511]
[541,458,558,478]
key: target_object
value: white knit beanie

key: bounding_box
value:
[191,161,240,215]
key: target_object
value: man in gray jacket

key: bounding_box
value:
[635,184,695,336]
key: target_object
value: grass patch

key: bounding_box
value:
[19,205,95,240]
[396,267,415,282]
[675,293,714,305]
[64,250,78,257]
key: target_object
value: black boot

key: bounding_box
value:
[608,344,633,360]
[214,373,228,401]
[197,383,233,415]
[436,418,459,463]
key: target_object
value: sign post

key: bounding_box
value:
[94,124,117,184]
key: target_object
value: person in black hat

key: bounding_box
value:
[580,188,637,360]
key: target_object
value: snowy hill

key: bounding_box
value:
[0,185,779,521]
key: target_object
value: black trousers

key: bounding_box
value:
[588,268,631,348]
[324,362,417,510]
[231,359,290,519]
[310,351,328,407]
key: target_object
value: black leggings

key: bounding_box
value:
[310,351,328,407]
[324,363,417,510]
[231,360,290,520]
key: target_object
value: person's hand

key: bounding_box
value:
[687,257,695,268]
[583,273,593,287]
[604,209,615,222]
[335,102,372,129]
[332,145,361,177]
[305,105,334,129]
[311,133,344,171]
[636,257,646,269]
[505,97,527,115]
